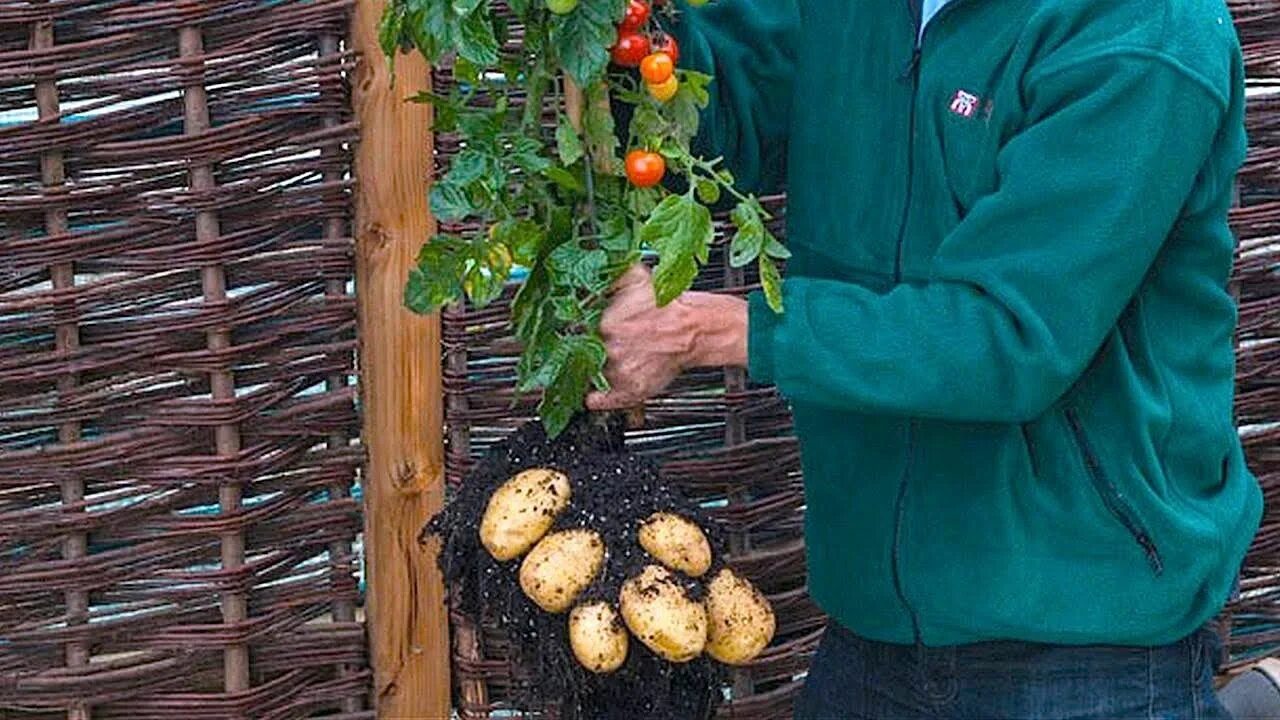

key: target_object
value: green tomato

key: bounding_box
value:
[546,0,578,13]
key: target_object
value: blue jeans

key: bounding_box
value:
[794,622,1232,719]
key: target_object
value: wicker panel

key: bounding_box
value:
[1224,0,1280,671]
[443,3,1280,716]
[0,2,368,718]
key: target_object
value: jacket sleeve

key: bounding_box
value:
[671,0,799,194]
[746,53,1237,422]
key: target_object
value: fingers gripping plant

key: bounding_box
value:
[381,0,788,437]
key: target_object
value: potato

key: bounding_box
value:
[704,568,775,665]
[519,529,605,613]
[568,601,629,673]
[637,512,712,577]
[619,564,707,663]
[480,468,571,561]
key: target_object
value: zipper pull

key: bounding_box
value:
[900,48,922,83]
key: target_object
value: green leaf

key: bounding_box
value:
[491,218,545,266]
[458,111,501,143]
[598,214,636,255]
[549,205,574,242]
[695,178,721,205]
[406,266,458,314]
[538,335,608,437]
[555,116,585,166]
[626,186,661,218]
[549,0,616,86]
[759,255,784,313]
[405,236,467,313]
[551,296,584,322]
[452,0,484,14]
[544,166,585,193]
[729,223,764,268]
[640,194,714,305]
[378,5,406,59]
[457,10,501,67]
[430,182,473,220]
[445,149,487,185]
[453,56,481,83]
[728,198,765,268]
[680,70,713,106]
[463,264,506,306]
[668,71,712,143]
[512,151,552,174]
[630,104,665,146]
[548,241,608,289]
[493,14,511,50]
[508,0,530,17]
[512,263,552,342]
[407,90,463,132]
[764,235,792,260]
[414,0,456,61]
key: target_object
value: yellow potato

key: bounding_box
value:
[519,529,605,613]
[619,564,708,663]
[480,468,571,561]
[704,568,775,665]
[637,512,712,577]
[568,601,629,673]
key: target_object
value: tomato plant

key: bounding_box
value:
[381,0,787,436]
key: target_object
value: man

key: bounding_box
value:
[586,0,1265,717]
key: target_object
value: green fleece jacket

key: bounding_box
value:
[674,0,1262,646]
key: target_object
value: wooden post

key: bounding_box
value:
[352,2,450,718]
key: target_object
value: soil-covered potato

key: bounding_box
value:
[704,568,775,665]
[569,601,629,673]
[637,512,712,578]
[519,529,606,613]
[480,468,572,561]
[619,564,708,663]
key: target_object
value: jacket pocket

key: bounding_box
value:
[1063,408,1164,575]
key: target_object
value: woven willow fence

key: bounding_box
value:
[440,2,1280,718]
[1226,0,1280,671]
[0,2,369,718]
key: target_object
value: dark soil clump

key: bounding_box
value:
[426,414,726,720]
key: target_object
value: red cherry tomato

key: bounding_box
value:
[639,52,675,85]
[653,32,679,65]
[610,32,651,67]
[620,0,650,31]
[625,150,666,188]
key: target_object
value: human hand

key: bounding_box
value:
[586,264,748,411]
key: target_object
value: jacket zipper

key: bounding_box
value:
[888,0,925,646]
[1064,408,1164,575]
[888,0,986,644]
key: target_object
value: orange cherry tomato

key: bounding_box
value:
[640,52,675,85]
[625,150,666,188]
[646,75,679,102]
